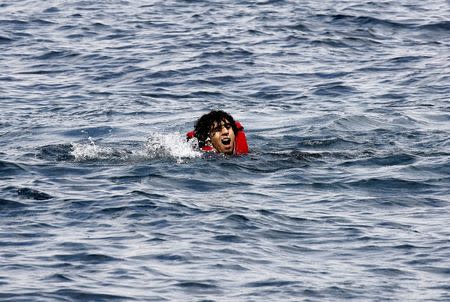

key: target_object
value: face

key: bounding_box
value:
[209,120,235,154]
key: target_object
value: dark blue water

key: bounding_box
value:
[1,0,450,301]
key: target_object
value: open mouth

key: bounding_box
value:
[221,138,231,145]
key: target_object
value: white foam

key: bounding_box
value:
[70,137,126,161]
[144,132,202,162]
[70,133,202,163]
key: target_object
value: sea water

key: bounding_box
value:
[1,0,449,301]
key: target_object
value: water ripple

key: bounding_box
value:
[1,0,449,301]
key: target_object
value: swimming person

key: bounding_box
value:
[186,110,249,155]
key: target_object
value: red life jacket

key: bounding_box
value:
[186,121,249,155]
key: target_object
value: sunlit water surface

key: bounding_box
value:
[1,0,450,301]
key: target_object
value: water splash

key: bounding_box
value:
[70,134,201,163]
[143,132,202,162]
[70,137,122,161]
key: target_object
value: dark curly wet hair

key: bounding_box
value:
[194,110,238,147]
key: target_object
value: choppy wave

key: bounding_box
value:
[36,133,202,163]
[1,0,450,301]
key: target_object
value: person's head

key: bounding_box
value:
[194,110,238,155]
